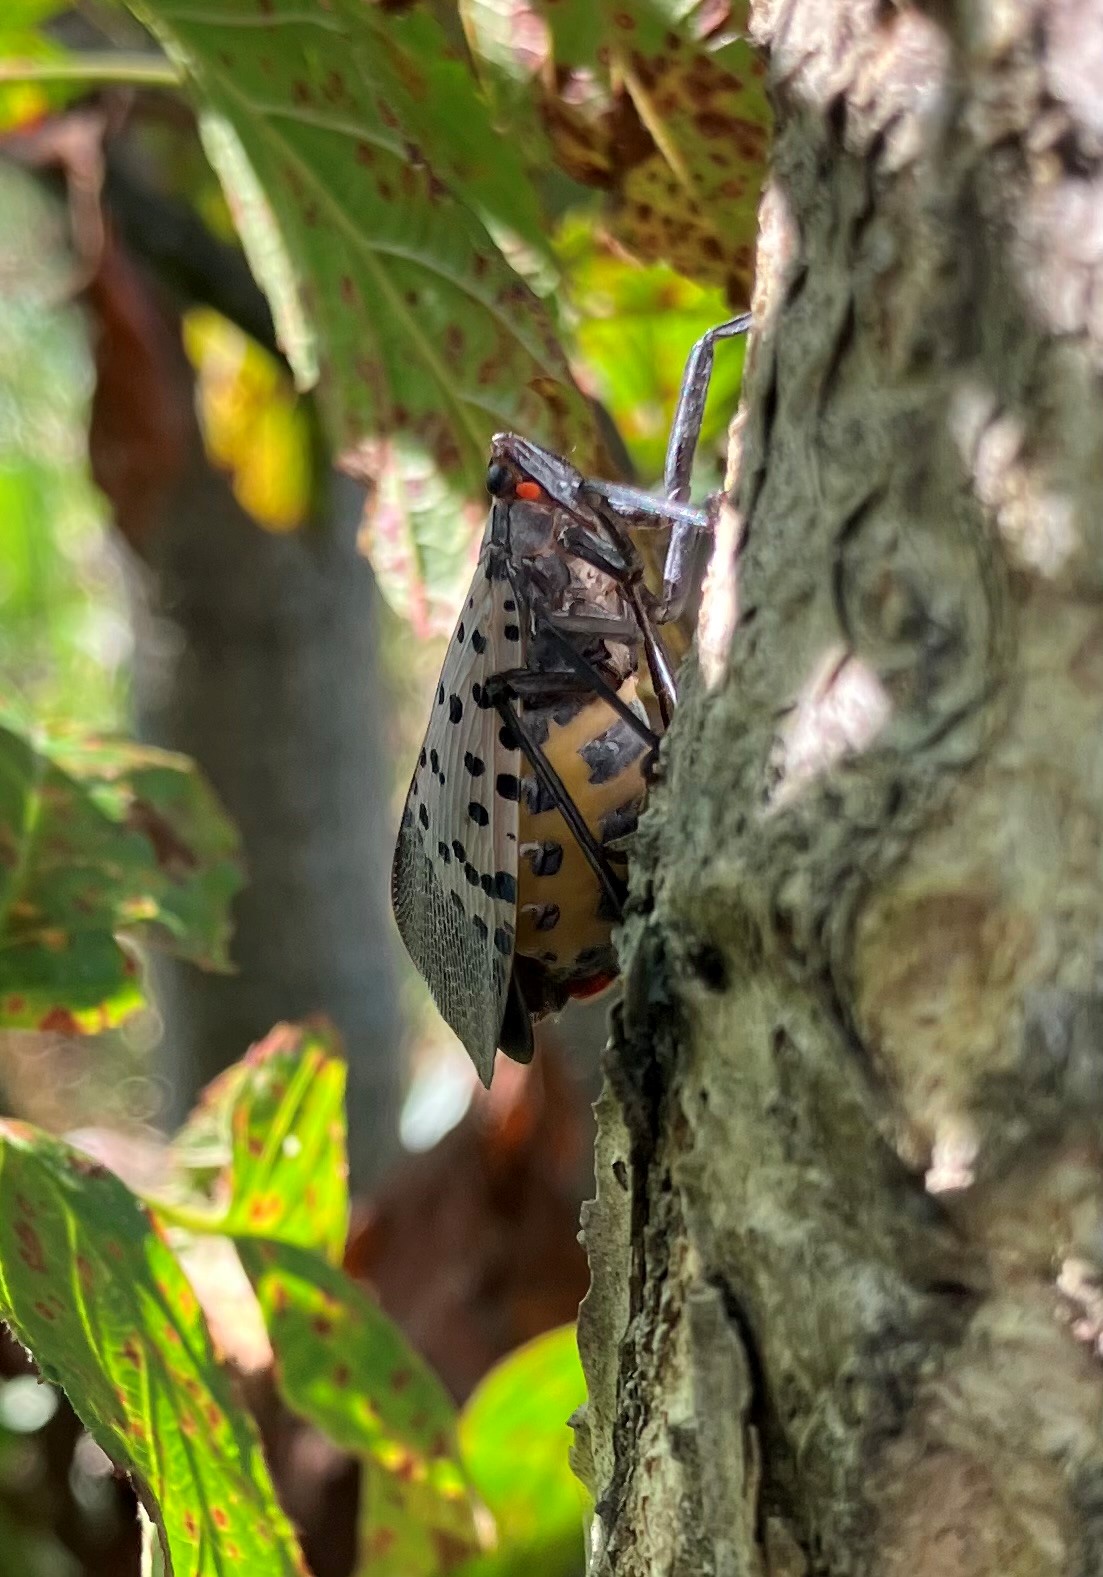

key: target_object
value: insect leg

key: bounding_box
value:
[660,312,754,620]
[487,681,628,919]
[664,312,754,503]
[555,513,681,726]
[535,618,659,750]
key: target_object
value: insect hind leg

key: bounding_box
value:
[488,682,628,921]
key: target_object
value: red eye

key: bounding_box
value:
[515,480,543,502]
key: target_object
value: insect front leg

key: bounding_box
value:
[585,313,754,625]
[660,311,753,618]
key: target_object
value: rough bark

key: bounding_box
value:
[575,1,1103,1572]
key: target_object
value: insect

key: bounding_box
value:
[392,314,752,1085]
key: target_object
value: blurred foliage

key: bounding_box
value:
[0,2,75,131]
[0,165,125,729]
[0,700,243,1034]
[182,306,315,532]
[0,1024,590,1575]
[459,1325,586,1577]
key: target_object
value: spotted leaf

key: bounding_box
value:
[128,0,603,629]
[0,1122,307,1576]
[536,0,770,299]
[165,1020,349,1264]
[237,1240,485,1575]
[0,702,242,1033]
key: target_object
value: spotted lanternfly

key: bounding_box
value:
[392,314,752,1085]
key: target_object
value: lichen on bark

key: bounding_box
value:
[574,1,1103,1572]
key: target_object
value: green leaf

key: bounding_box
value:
[129,0,603,625]
[238,1239,485,1576]
[165,1019,349,1263]
[0,1122,307,1577]
[0,705,242,1032]
[457,1325,587,1576]
[558,220,747,487]
[0,6,76,130]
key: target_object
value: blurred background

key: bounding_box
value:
[0,1,759,1570]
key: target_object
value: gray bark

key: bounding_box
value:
[574,1,1103,1572]
[128,422,404,1192]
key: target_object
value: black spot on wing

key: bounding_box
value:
[457,622,465,642]
[522,776,557,815]
[418,804,430,829]
[601,803,640,842]
[493,925,513,957]
[580,718,648,786]
[471,630,488,654]
[496,773,521,802]
[468,801,490,828]
[430,748,440,773]
[528,841,562,877]
[472,683,494,710]
[494,871,517,903]
[465,862,479,885]
[438,841,451,863]
[452,838,466,862]
[449,694,463,724]
[504,623,521,642]
[464,751,486,777]
[472,914,488,939]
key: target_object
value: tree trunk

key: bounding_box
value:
[127,409,404,1193]
[575,1,1103,1572]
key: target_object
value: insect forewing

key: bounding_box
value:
[391,552,523,1085]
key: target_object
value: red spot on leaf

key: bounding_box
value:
[389,1367,412,1392]
[120,1339,141,1366]
[16,1220,45,1273]
[212,1507,229,1530]
[333,1363,350,1387]
[433,1530,476,1570]
[313,1315,333,1336]
[38,1006,80,1034]
[5,996,25,1014]
[33,1300,56,1321]
[367,1527,396,1558]
[184,1512,198,1537]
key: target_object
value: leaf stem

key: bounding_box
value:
[0,54,183,88]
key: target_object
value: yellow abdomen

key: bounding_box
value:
[514,677,648,985]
